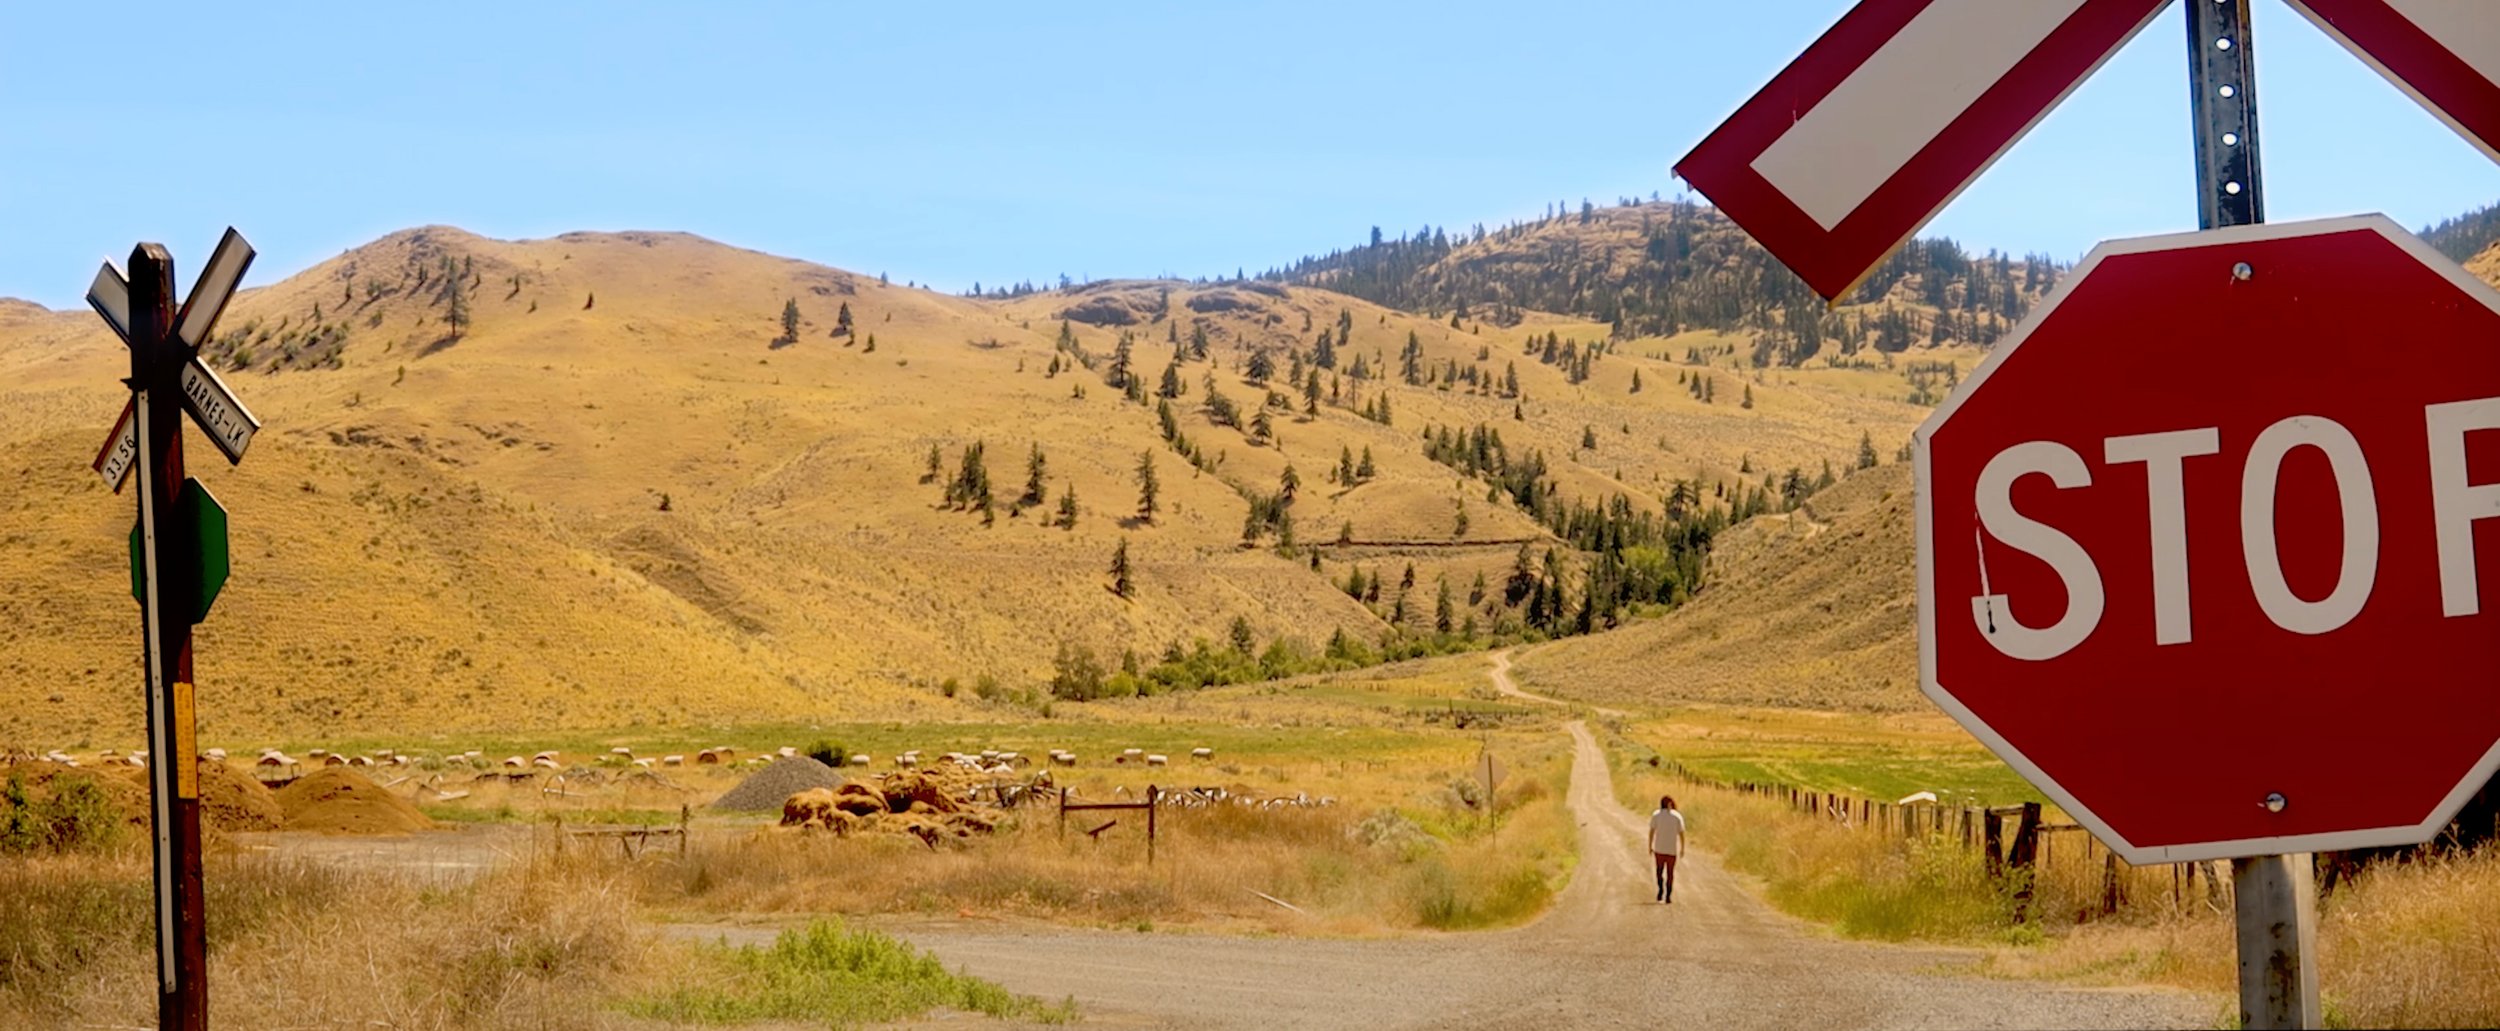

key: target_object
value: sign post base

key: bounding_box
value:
[2232,853,2320,1030]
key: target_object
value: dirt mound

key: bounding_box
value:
[711,754,844,811]
[274,767,437,834]
[198,761,284,832]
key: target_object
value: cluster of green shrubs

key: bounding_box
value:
[1043,624,1492,702]
[0,774,125,854]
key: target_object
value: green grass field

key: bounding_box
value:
[1609,706,2040,807]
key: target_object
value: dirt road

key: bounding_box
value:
[1488,647,1624,717]
[680,709,2206,1028]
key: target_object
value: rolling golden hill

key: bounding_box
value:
[0,224,1976,748]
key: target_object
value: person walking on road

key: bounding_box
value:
[1648,795,1685,903]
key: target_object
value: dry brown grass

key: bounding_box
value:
[629,732,1578,935]
[1513,462,1922,714]
[1609,734,2500,1029]
[0,846,660,1029]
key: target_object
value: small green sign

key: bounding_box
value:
[128,478,230,624]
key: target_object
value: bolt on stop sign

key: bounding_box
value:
[1917,215,2500,864]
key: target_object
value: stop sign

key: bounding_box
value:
[1916,215,2500,864]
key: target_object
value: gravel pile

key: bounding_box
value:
[710,755,845,811]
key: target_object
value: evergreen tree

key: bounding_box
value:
[1581,425,1598,450]
[445,273,471,340]
[1338,445,1357,485]
[834,302,854,337]
[1110,538,1134,598]
[923,443,943,484]
[778,297,800,344]
[1857,431,1880,470]
[1435,577,1455,634]
[1230,615,1255,655]
[1357,446,1377,481]
[1135,450,1160,523]
[1630,369,1643,393]
[1057,483,1079,529]
[1280,464,1300,501]
[1741,383,1754,409]
[1023,443,1048,506]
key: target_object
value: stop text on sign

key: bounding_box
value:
[1974,400,2500,659]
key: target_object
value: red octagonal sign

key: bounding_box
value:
[1917,215,2500,864]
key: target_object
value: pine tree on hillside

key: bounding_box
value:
[1435,577,1454,633]
[833,302,854,337]
[1279,464,1300,502]
[1857,431,1880,470]
[1135,450,1160,523]
[1630,369,1643,393]
[1023,443,1049,506]
[1160,360,1184,399]
[1230,616,1256,655]
[922,444,943,484]
[1110,538,1134,598]
[778,298,800,345]
[1057,483,1080,529]
[1357,446,1376,481]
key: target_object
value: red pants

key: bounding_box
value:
[1653,852,1679,900]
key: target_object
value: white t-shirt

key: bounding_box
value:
[1649,808,1686,856]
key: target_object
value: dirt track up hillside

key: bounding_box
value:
[682,706,2206,1028]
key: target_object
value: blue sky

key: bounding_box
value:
[5,1,2499,308]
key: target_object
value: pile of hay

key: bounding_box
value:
[776,767,1000,846]
[275,767,437,834]
[710,754,844,811]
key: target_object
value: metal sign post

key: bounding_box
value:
[86,229,256,1031]
[2186,5,2318,1028]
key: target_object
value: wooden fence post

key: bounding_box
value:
[1983,809,2005,879]
[2101,850,2124,916]
[2009,802,2042,924]
[1147,785,1159,867]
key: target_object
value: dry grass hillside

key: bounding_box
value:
[1510,462,1919,713]
[1514,236,2500,715]
[1,225,1971,747]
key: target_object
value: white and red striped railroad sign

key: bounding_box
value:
[1674,0,2171,301]
[2289,1,2500,165]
